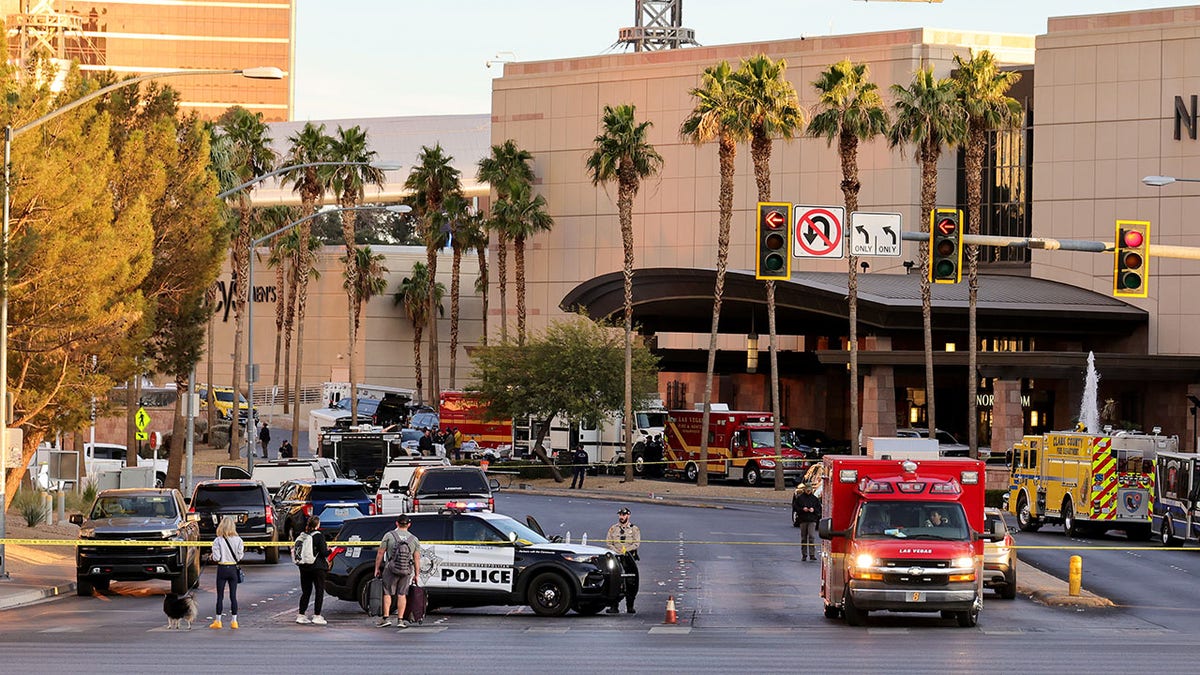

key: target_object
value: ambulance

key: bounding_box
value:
[1007,430,1172,539]
[817,456,993,627]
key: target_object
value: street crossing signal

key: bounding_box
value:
[929,208,962,284]
[756,202,792,280]
[1114,220,1150,298]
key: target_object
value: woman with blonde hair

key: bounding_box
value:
[210,515,245,629]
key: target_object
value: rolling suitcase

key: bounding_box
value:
[365,577,384,617]
[404,583,427,624]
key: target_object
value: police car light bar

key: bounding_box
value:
[443,501,487,513]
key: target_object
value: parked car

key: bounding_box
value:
[400,465,499,513]
[198,384,258,427]
[786,428,850,458]
[69,488,201,596]
[189,479,279,563]
[374,456,452,514]
[273,479,375,540]
[983,508,1018,599]
[216,458,343,497]
[896,428,972,457]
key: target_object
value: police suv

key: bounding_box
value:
[325,504,626,617]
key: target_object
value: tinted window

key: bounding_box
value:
[407,517,448,542]
[410,413,439,429]
[335,518,395,542]
[91,495,178,519]
[310,485,369,502]
[454,518,506,543]
[486,516,549,545]
[417,471,488,494]
[193,485,264,508]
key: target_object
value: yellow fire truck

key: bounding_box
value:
[1007,431,1174,540]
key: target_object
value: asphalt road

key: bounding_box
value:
[2,493,1198,673]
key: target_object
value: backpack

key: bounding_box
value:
[293,532,316,565]
[386,533,413,575]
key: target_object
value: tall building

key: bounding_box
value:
[3,0,291,120]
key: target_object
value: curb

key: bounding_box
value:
[514,484,790,510]
[0,581,76,611]
[1016,560,1113,608]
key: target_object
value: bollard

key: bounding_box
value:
[57,489,65,522]
[43,492,53,525]
[1068,555,1082,596]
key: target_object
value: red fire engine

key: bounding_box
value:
[439,391,513,456]
[817,456,996,627]
[662,409,806,486]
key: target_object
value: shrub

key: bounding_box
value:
[12,488,46,527]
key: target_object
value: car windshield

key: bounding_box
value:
[214,391,246,404]
[418,471,489,494]
[192,486,263,508]
[635,411,667,429]
[91,495,178,519]
[333,398,381,414]
[401,429,423,443]
[854,501,969,541]
[410,413,439,429]
[486,515,549,545]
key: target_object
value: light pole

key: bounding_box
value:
[243,204,411,471]
[0,66,283,580]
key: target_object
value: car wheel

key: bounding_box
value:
[633,453,646,477]
[956,608,979,627]
[265,540,280,564]
[744,463,761,487]
[1000,565,1017,600]
[684,462,699,483]
[1016,493,1040,532]
[842,591,867,627]
[575,601,607,615]
[823,604,840,619]
[527,572,574,617]
[1062,500,1078,538]
[1162,520,1181,547]
[76,575,94,597]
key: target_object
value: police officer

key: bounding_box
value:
[569,442,589,489]
[605,507,640,614]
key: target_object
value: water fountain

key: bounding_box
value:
[1078,351,1100,434]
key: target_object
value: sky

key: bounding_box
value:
[292,0,1192,120]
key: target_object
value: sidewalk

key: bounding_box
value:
[0,518,78,610]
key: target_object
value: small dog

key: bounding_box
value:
[163,592,198,630]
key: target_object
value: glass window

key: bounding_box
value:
[310,485,369,502]
[92,495,178,519]
[418,471,489,494]
[193,485,263,508]
[855,501,969,540]
[485,516,549,545]
[453,518,506,543]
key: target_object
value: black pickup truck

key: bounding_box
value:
[69,488,201,596]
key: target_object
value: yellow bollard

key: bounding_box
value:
[1068,555,1082,596]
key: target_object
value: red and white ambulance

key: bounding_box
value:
[817,456,996,627]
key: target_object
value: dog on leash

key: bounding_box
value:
[163,591,198,630]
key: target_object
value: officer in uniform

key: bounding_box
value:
[605,507,641,614]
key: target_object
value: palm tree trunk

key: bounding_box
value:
[515,233,527,345]
[840,131,862,453]
[751,130,785,491]
[291,223,314,452]
[341,206,359,425]
[450,245,462,388]
[229,207,252,461]
[413,324,424,404]
[282,254,298,415]
[699,134,737,488]
[206,285,217,434]
[618,172,636,483]
[272,252,286,417]
[498,236,508,342]
[426,230,441,408]
[966,127,985,458]
[165,375,187,489]
[477,245,489,346]
[919,142,939,435]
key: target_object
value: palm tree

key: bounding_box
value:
[405,144,462,405]
[457,209,491,349]
[447,196,485,385]
[808,59,891,454]
[278,228,320,426]
[680,60,749,487]
[328,125,387,424]
[477,140,535,343]
[279,122,331,445]
[494,183,554,345]
[394,262,445,404]
[952,51,1022,458]
[734,54,804,490]
[215,107,276,460]
[889,64,967,437]
[345,246,389,339]
[263,206,300,413]
[586,103,663,483]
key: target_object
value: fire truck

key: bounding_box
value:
[662,408,807,486]
[817,456,992,627]
[439,391,513,458]
[1150,450,1199,546]
[1007,430,1173,539]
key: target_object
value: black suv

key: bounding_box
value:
[70,488,201,596]
[401,465,499,512]
[273,479,375,541]
[325,506,625,617]
[189,480,280,563]
[371,392,412,429]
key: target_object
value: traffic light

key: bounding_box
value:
[1114,220,1150,298]
[929,208,962,284]
[756,202,792,280]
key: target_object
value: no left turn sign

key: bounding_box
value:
[794,205,845,259]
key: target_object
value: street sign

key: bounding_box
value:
[135,406,150,431]
[850,212,902,257]
[135,430,148,441]
[794,205,845,258]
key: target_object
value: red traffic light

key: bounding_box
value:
[1122,229,1144,248]
[763,210,786,229]
[936,218,958,236]
[1113,220,1150,298]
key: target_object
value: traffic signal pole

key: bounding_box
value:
[902,230,1200,259]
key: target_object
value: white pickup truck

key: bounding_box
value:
[32,442,171,488]
[373,457,451,514]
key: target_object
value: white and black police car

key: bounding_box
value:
[325,503,627,616]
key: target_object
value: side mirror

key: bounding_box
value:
[818,517,847,540]
[398,485,409,494]
[69,514,84,525]
[389,480,401,493]
[489,479,501,491]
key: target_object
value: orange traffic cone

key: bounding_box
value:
[664,595,677,624]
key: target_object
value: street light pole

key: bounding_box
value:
[0,66,282,580]
[243,204,409,472]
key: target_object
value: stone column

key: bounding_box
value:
[860,335,896,446]
[992,378,1025,460]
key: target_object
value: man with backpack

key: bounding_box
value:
[293,515,329,625]
[373,513,421,628]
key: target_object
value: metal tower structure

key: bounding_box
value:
[616,0,698,52]
[6,0,104,87]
